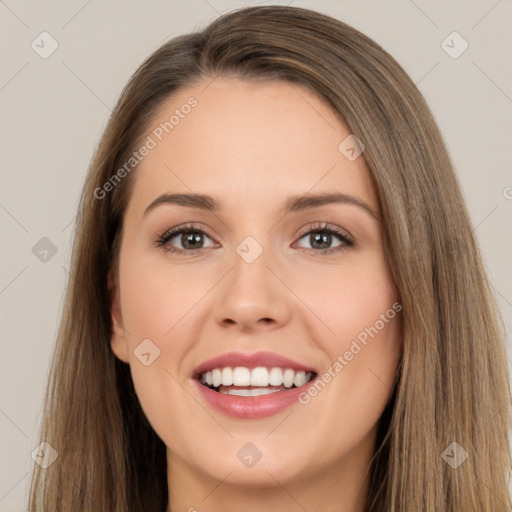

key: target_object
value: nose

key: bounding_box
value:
[213,247,292,333]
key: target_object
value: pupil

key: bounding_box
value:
[183,232,202,249]
[311,232,331,249]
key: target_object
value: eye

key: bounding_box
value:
[294,222,354,254]
[153,222,354,256]
[153,223,218,254]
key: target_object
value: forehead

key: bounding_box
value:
[125,77,379,218]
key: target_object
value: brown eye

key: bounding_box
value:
[295,224,354,254]
[174,230,207,250]
[154,224,218,254]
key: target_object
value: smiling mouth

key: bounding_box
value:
[197,366,317,396]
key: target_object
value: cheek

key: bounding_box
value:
[301,252,399,348]
[117,248,215,417]
[118,249,208,339]
[116,253,200,440]
[302,255,401,412]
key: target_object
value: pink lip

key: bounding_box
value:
[192,350,316,376]
[193,377,317,419]
[191,351,318,419]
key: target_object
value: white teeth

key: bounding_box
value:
[200,366,315,389]
[282,368,295,388]
[222,388,282,397]
[269,367,283,386]
[251,367,269,387]
[221,367,233,386]
[293,370,306,387]
[232,367,251,386]
[212,368,222,387]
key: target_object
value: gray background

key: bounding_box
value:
[1,0,511,509]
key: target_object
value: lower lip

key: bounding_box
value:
[193,378,315,419]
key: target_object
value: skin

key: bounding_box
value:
[109,76,402,512]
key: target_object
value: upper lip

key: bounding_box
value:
[193,351,317,377]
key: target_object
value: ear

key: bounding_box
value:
[108,270,130,363]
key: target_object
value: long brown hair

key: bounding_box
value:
[28,6,512,511]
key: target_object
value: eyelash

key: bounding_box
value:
[152,222,354,256]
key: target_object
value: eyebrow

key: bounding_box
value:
[143,191,379,219]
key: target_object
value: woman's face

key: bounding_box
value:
[110,77,401,496]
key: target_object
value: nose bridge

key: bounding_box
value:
[213,234,291,329]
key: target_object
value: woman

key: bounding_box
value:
[28,5,512,511]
